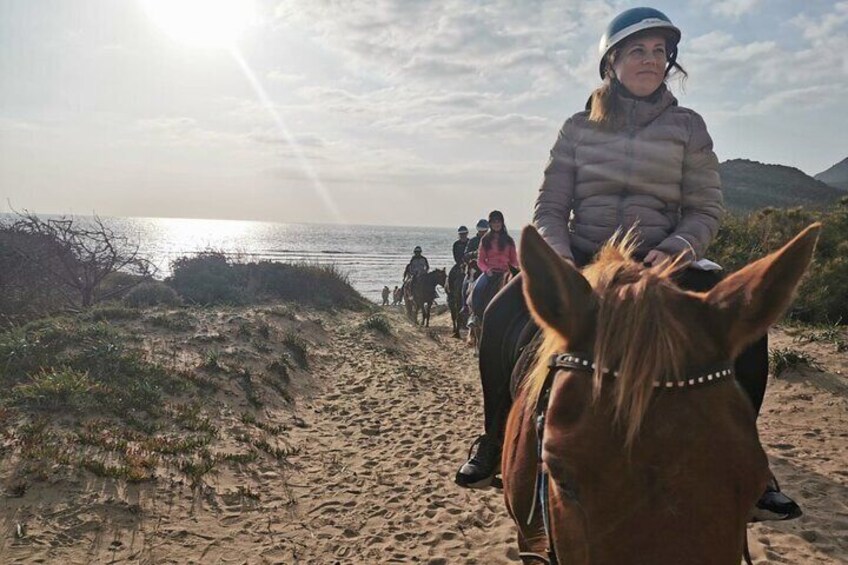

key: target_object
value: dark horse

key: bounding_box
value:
[502,225,819,564]
[446,260,477,338]
[468,268,513,350]
[404,269,446,327]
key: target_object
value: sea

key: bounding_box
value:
[56,217,460,303]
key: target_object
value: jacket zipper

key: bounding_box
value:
[619,103,638,231]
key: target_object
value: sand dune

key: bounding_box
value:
[1,308,846,563]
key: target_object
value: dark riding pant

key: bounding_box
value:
[479,262,770,444]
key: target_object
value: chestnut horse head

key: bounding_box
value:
[502,224,820,565]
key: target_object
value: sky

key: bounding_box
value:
[1,0,847,227]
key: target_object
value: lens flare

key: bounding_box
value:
[141,0,256,48]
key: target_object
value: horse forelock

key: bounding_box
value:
[594,271,692,446]
[525,229,692,446]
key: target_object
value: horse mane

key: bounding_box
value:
[525,230,692,446]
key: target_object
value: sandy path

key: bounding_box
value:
[276,308,519,564]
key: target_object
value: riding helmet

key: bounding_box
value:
[413,245,422,253]
[457,225,469,235]
[598,7,681,78]
[475,219,489,231]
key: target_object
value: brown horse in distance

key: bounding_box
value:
[502,224,820,564]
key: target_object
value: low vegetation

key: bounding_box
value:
[769,347,822,377]
[0,312,303,487]
[123,281,181,307]
[169,252,365,309]
[0,213,154,325]
[361,313,392,334]
[711,199,848,325]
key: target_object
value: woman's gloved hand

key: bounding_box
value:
[643,249,670,267]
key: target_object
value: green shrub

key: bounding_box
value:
[362,313,391,334]
[282,332,308,369]
[167,252,365,309]
[11,368,99,411]
[711,199,848,325]
[244,261,364,310]
[769,347,821,377]
[148,311,196,331]
[86,304,142,321]
[124,281,181,307]
[0,318,182,418]
[169,252,246,305]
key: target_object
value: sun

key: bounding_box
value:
[141,0,257,48]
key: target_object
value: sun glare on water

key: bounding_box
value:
[141,0,256,47]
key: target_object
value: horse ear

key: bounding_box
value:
[520,226,594,342]
[704,223,821,356]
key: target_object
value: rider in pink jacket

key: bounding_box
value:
[468,210,518,325]
[477,233,518,275]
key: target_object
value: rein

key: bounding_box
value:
[521,351,738,565]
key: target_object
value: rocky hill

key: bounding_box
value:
[815,157,848,191]
[720,159,845,212]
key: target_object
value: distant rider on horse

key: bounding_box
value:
[403,246,429,286]
[452,226,469,264]
[460,219,489,315]
[463,219,488,262]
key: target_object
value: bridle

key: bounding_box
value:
[520,351,743,565]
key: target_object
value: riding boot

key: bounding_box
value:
[457,275,532,488]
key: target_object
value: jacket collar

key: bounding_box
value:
[616,83,677,127]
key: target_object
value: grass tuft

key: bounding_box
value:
[769,347,822,377]
[282,332,308,369]
[362,313,391,334]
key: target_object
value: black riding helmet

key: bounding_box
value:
[598,7,681,78]
[413,246,422,254]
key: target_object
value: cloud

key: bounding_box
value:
[401,55,479,78]
[134,117,233,146]
[272,0,606,87]
[709,84,843,121]
[392,112,552,142]
[791,2,848,42]
[709,0,761,19]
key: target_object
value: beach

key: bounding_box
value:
[1,305,845,564]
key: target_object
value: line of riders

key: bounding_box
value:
[399,209,519,328]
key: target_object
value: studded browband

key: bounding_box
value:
[549,352,735,389]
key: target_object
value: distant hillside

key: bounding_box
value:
[720,159,845,212]
[815,157,848,191]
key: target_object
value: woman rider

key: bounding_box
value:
[468,210,519,326]
[454,7,800,521]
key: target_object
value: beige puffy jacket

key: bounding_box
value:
[532,86,722,262]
